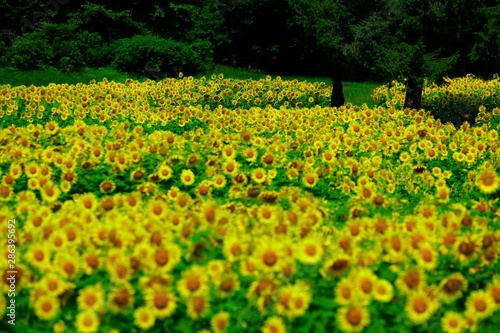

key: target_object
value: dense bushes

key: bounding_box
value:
[5,25,212,77]
[110,35,212,77]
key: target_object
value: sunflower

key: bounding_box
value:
[274,281,312,318]
[134,306,156,330]
[40,181,61,203]
[256,204,280,225]
[196,180,213,197]
[465,290,496,320]
[296,235,324,265]
[441,311,465,333]
[25,243,51,271]
[176,265,210,299]
[82,248,102,275]
[77,283,105,312]
[413,243,438,271]
[320,253,351,280]
[78,193,98,212]
[52,320,66,333]
[261,316,286,333]
[475,167,500,193]
[240,258,258,276]
[187,295,210,320]
[34,294,60,321]
[48,229,67,252]
[223,234,248,262]
[157,164,173,181]
[486,276,500,309]
[395,268,426,295]
[453,233,481,264]
[180,169,195,186]
[147,244,182,274]
[37,273,74,297]
[334,277,360,306]
[251,168,267,184]
[254,240,286,273]
[211,311,230,333]
[302,172,318,188]
[144,284,177,319]
[148,199,168,220]
[337,305,370,333]
[354,268,378,300]
[222,160,239,176]
[373,279,394,303]
[212,174,227,189]
[216,272,241,298]
[438,273,468,303]
[108,259,132,285]
[405,290,440,324]
[108,283,135,313]
[54,251,80,280]
[75,310,100,333]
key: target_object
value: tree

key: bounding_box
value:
[289,0,499,110]
[289,0,364,107]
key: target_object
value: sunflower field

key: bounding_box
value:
[0,73,499,333]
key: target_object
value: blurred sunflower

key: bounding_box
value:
[438,273,468,303]
[441,311,465,333]
[211,311,230,333]
[475,167,500,193]
[261,316,286,333]
[465,290,496,320]
[337,305,370,333]
[177,265,210,299]
[77,283,105,312]
[75,310,100,333]
[134,306,156,330]
[180,169,196,186]
[296,235,324,265]
[144,284,177,319]
[187,295,210,320]
[33,294,60,321]
[405,290,440,324]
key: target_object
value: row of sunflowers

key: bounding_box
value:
[0,74,499,332]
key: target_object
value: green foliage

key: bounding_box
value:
[110,34,212,77]
[66,2,148,42]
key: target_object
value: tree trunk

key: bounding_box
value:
[331,71,345,108]
[403,77,423,110]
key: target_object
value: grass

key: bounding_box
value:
[0,65,381,106]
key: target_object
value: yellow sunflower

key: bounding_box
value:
[144,284,177,319]
[134,306,156,330]
[176,265,210,299]
[475,167,500,193]
[75,310,100,333]
[405,290,440,324]
[296,235,324,265]
[274,281,312,319]
[337,305,371,333]
[441,311,465,333]
[438,273,468,303]
[261,316,286,333]
[465,290,496,320]
[254,240,286,273]
[373,279,394,303]
[34,294,60,321]
[251,168,267,184]
[180,169,196,186]
[211,311,230,333]
[187,295,210,320]
[77,283,105,312]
